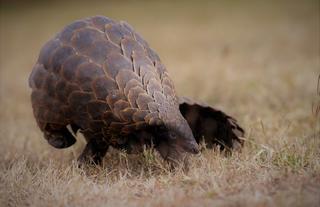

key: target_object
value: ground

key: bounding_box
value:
[0,1,319,207]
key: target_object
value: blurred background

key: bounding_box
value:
[0,0,319,150]
[0,1,319,206]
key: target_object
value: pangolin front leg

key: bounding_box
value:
[77,139,109,165]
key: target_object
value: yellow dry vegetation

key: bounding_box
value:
[0,1,319,206]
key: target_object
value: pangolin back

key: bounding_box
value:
[28,16,197,149]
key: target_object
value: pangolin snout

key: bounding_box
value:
[181,139,199,154]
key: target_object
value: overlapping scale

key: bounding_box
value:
[29,15,179,148]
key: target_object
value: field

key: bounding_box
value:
[0,1,319,206]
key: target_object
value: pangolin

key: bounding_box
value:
[28,16,244,164]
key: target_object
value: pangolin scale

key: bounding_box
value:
[29,16,244,164]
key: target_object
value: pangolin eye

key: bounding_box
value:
[169,132,177,139]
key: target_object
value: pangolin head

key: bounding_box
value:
[154,104,199,161]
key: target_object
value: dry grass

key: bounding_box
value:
[0,1,319,206]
